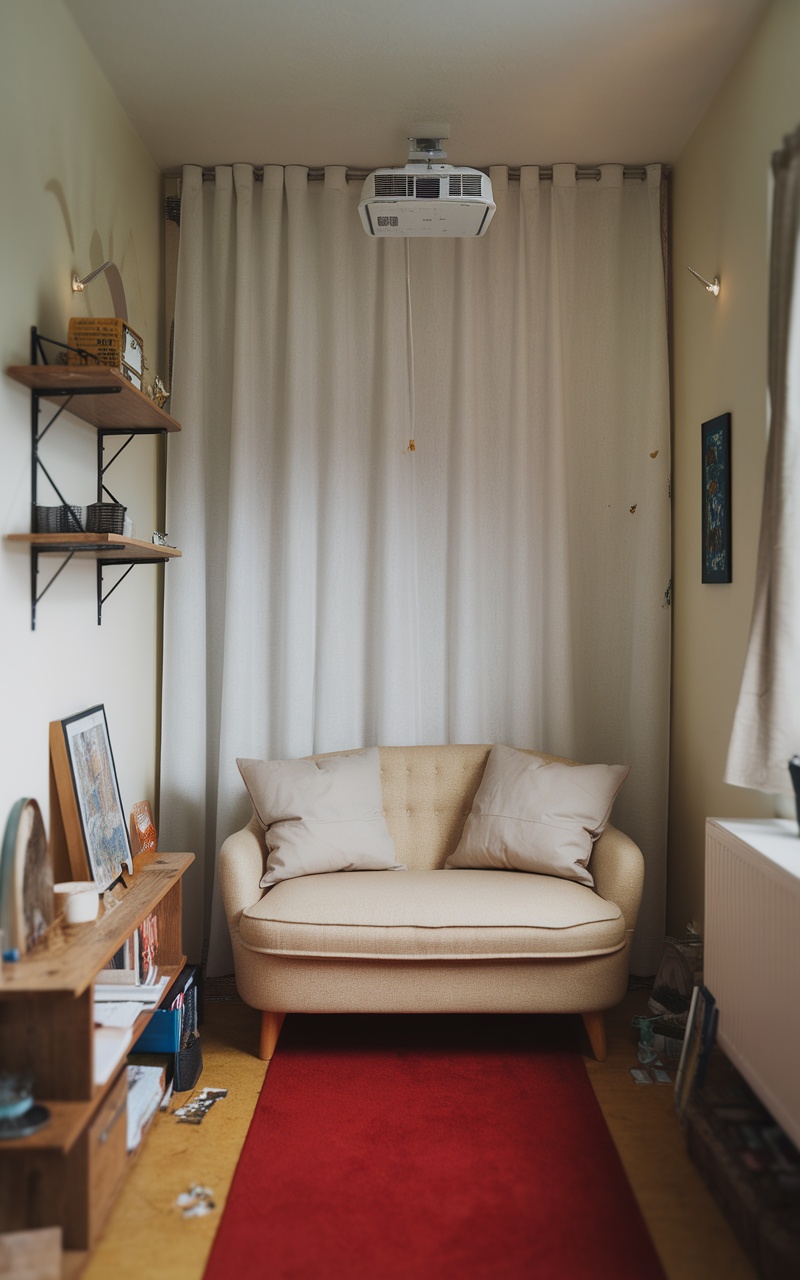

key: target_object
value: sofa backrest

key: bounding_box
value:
[308,744,574,872]
[376,744,492,871]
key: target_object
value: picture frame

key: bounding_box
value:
[674,984,718,1114]
[57,705,132,891]
[701,413,732,583]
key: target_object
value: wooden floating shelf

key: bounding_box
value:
[5,533,181,561]
[6,364,181,432]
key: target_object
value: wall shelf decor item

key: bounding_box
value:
[50,706,132,892]
[701,412,732,584]
[67,317,145,390]
[0,798,54,955]
[130,800,157,857]
[4,328,182,628]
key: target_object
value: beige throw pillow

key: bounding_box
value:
[445,744,630,886]
[237,748,404,888]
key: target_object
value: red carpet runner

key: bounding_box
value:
[204,1013,666,1280]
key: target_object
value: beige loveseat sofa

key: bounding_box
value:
[219,745,644,1062]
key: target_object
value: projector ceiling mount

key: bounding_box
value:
[407,134,449,165]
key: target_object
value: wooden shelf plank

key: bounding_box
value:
[0,1101,89,1154]
[0,854,194,997]
[4,533,181,560]
[6,364,181,432]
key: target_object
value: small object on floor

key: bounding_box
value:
[176,1185,216,1218]
[173,1086,228,1124]
[629,1065,673,1086]
[632,1015,659,1064]
[630,1067,654,1085]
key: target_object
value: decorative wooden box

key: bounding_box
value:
[67,317,145,390]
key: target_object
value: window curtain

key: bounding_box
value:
[726,127,800,794]
[160,163,671,976]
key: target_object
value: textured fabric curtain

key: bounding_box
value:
[727,127,800,794]
[161,163,670,975]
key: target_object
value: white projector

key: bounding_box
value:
[358,164,496,238]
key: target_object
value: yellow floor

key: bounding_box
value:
[78,993,755,1280]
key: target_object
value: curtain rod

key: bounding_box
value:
[196,165,658,184]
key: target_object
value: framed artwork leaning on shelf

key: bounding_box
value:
[56,705,133,891]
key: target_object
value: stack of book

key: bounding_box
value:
[126,1062,167,1152]
[92,910,166,1087]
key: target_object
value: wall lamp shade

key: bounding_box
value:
[688,266,720,296]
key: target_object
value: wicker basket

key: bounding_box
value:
[33,504,85,533]
[86,502,126,534]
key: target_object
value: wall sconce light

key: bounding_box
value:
[687,266,720,296]
[70,259,128,321]
[71,260,113,292]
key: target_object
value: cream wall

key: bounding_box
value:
[669,0,800,935]
[0,1,165,876]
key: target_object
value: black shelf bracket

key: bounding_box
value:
[31,547,75,631]
[97,559,165,625]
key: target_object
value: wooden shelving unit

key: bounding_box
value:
[4,329,183,627]
[0,852,193,1254]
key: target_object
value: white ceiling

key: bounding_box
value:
[64,0,767,173]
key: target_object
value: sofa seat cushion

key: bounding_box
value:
[238,869,626,961]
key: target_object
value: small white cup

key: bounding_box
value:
[54,882,100,925]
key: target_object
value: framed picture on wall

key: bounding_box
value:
[58,705,133,891]
[701,413,732,583]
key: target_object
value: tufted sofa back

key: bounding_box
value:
[376,744,491,871]
[307,744,573,873]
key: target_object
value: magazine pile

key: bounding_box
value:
[93,911,168,1149]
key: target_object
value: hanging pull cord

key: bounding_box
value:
[405,238,416,453]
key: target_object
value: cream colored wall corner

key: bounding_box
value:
[0,1,164,862]
[669,0,800,937]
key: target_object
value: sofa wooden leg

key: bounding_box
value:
[581,1011,607,1062]
[259,1011,285,1061]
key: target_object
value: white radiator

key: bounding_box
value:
[705,818,800,1149]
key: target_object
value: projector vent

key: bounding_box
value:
[374,174,415,197]
[414,177,440,199]
[373,174,453,199]
[449,174,483,196]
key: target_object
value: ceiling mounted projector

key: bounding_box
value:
[358,134,495,238]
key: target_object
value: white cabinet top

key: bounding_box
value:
[708,817,800,884]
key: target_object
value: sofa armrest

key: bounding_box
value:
[218,815,267,932]
[590,822,645,934]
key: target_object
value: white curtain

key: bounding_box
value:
[727,126,800,794]
[160,163,671,976]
